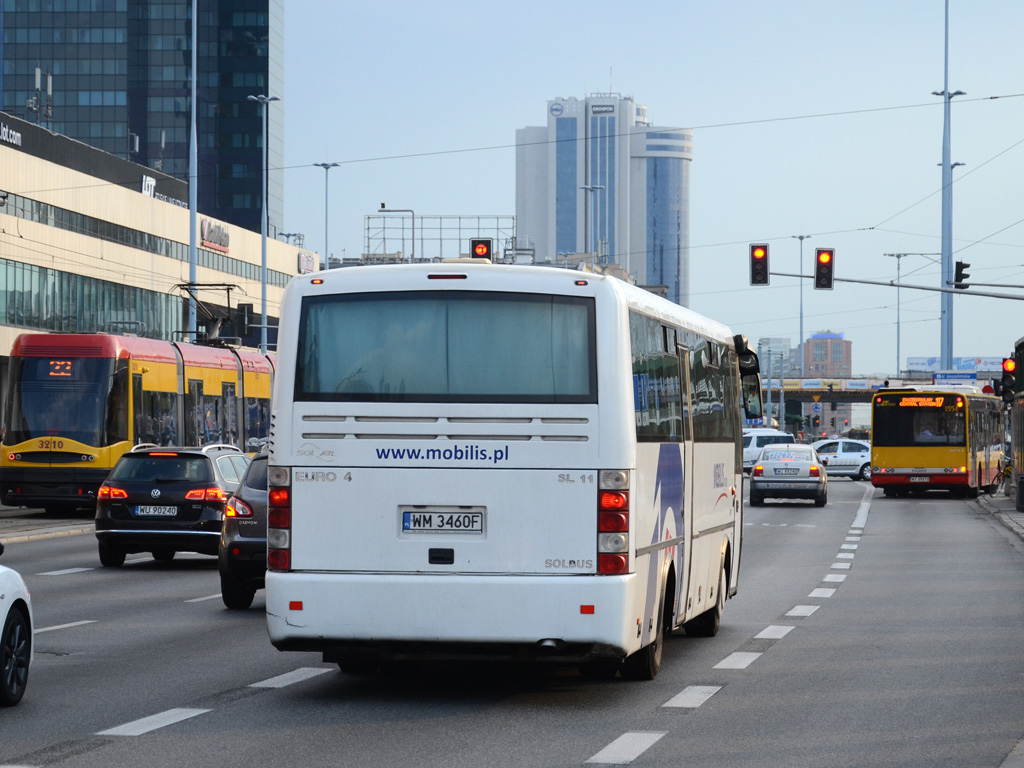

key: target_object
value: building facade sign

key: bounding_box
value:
[297,252,315,274]
[201,218,230,253]
[1,121,23,148]
[591,105,615,114]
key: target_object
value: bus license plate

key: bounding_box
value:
[402,508,484,534]
[909,476,930,483]
[135,505,177,516]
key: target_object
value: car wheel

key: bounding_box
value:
[858,464,871,481]
[684,566,726,638]
[749,492,763,506]
[0,607,30,707]
[98,541,126,568]
[815,492,827,507]
[220,575,256,610]
[152,548,175,562]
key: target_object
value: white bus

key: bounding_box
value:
[265,262,762,680]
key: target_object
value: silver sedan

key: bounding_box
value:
[748,444,828,507]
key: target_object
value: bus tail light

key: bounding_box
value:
[267,466,292,572]
[597,470,629,574]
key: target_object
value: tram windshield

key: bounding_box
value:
[4,357,127,446]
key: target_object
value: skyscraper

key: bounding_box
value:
[516,95,692,305]
[0,0,283,235]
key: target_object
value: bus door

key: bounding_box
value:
[676,343,695,626]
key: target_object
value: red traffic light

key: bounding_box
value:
[470,238,492,259]
[752,246,766,260]
[749,243,770,285]
[1003,358,1016,373]
[814,248,835,290]
[817,250,832,265]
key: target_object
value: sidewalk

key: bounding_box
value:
[0,505,93,543]
[976,490,1024,542]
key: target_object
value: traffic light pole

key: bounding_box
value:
[770,272,1024,301]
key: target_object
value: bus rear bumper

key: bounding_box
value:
[871,473,969,489]
[265,571,639,662]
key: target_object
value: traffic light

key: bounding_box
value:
[1002,358,1016,403]
[749,244,769,285]
[470,238,493,260]
[814,248,835,290]
[953,260,971,290]
[237,303,254,336]
[813,416,820,428]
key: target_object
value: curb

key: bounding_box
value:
[0,526,93,544]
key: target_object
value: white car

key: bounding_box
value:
[811,439,872,481]
[0,540,33,706]
[743,429,796,473]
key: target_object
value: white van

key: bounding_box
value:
[743,428,796,473]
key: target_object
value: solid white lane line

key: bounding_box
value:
[787,605,819,617]
[586,732,666,764]
[756,625,794,640]
[36,567,93,576]
[184,594,222,603]
[34,620,97,634]
[852,485,873,528]
[714,652,761,669]
[809,588,836,598]
[823,574,847,583]
[249,667,331,689]
[664,685,722,708]
[97,708,210,736]
[831,562,852,569]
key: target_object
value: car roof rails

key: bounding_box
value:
[200,443,243,454]
[130,443,159,452]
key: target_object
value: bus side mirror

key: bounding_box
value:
[741,372,763,420]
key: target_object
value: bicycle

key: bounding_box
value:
[992,459,1013,496]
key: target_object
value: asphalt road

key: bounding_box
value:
[1,481,1023,768]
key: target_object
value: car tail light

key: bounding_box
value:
[225,497,253,518]
[97,485,127,500]
[597,470,629,575]
[185,487,227,502]
[809,466,820,477]
[752,465,764,477]
[267,466,292,572]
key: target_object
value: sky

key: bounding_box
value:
[279,1,1024,378]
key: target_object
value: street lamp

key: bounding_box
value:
[885,252,940,377]
[314,162,340,267]
[792,234,811,378]
[580,185,605,271]
[247,93,280,353]
[378,203,415,261]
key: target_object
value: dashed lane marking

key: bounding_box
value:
[96,708,210,737]
[755,625,794,640]
[831,562,852,569]
[787,605,819,617]
[714,652,761,670]
[823,574,847,583]
[34,620,96,634]
[840,543,858,550]
[809,588,836,598]
[249,667,331,689]
[586,732,666,764]
[836,552,855,559]
[184,594,222,603]
[664,685,722,708]
[36,567,93,576]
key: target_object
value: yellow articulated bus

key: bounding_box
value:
[870,385,1004,498]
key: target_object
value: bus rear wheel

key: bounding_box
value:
[685,567,725,638]
[621,588,668,680]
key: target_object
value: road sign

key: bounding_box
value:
[812,403,822,413]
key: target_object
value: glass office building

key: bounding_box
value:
[515,95,693,306]
[0,0,283,236]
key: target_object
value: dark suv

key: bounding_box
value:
[95,444,251,568]
[218,451,268,609]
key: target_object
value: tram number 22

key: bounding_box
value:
[37,439,65,450]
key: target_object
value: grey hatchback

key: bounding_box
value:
[95,444,250,567]
[218,451,268,609]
